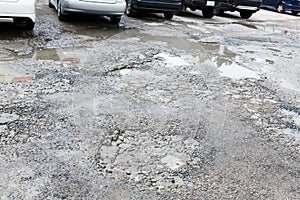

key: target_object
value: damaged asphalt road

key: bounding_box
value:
[0,0,300,199]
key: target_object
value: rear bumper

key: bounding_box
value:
[134,0,182,12]
[0,0,36,22]
[62,0,126,16]
[190,0,206,7]
[215,0,261,11]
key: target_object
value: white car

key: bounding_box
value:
[49,0,126,24]
[0,0,36,30]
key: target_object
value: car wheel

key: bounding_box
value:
[240,10,253,19]
[125,0,137,17]
[110,16,121,24]
[276,3,284,13]
[291,11,299,15]
[49,0,54,8]
[164,12,174,20]
[58,0,67,21]
[202,7,214,18]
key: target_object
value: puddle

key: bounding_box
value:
[113,30,236,57]
[0,47,88,82]
[75,26,125,39]
[32,48,60,61]
[0,62,33,83]
[0,48,60,62]
[218,63,260,79]
[154,53,189,67]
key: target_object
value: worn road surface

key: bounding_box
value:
[0,0,300,199]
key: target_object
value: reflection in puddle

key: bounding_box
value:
[0,48,60,62]
[113,30,236,57]
[76,26,125,39]
[0,62,33,83]
[154,53,189,67]
[32,48,60,61]
[0,47,83,82]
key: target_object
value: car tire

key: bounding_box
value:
[240,10,253,19]
[202,7,214,18]
[49,0,54,8]
[291,11,299,15]
[58,0,67,21]
[164,12,174,20]
[14,18,35,30]
[110,16,121,24]
[276,3,284,13]
[125,0,137,17]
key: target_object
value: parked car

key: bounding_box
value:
[49,0,126,24]
[261,0,300,15]
[125,0,182,19]
[181,0,216,18]
[215,0,262,18]
[0,0,36,30]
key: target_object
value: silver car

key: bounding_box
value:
[49,0,126,24]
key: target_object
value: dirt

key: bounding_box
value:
[0,0,299,199]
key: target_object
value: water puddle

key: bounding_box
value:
[218,63,260,79]
[75,26,125,39]
[0,62,33,83]
[113,30,236,57]
[0,47,88,82]
[154,53,189,67]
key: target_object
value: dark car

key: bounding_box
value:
[181,0,217,18]
[261,0,300,15]
[125,0,182,19]
[215,0,262,18]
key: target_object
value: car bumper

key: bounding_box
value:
[215,1,260,11]
[190,0,216,7]
[134,0,182,12]
[0,0,36,22]
[62,0,126,16]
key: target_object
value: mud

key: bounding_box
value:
[0,0,300,199]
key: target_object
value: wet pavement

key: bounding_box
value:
[0,0,300,199]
